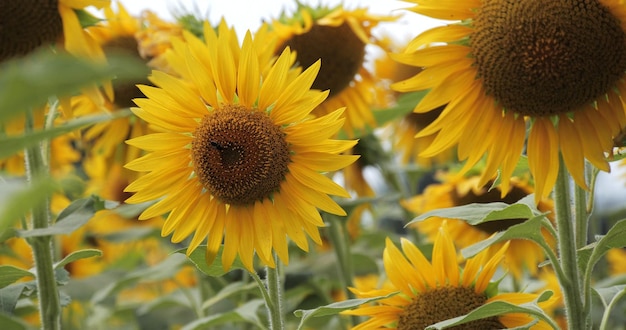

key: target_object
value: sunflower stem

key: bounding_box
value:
[573,163,592,250]
[24,110,61,330]
[554,154,587,330]
[265,253,285,330]
[325,212,357,328]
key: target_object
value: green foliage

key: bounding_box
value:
[0,110,131,160]
[294,293,397,330]
[0,50,145,123]
[0,266,34,289]
[425,290,557,330]
[0,177,58,237]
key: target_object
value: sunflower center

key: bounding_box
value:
[453,182,528,234]
[191,105,291,206]
[0,0,63,62]
[279,22,365,97]
[102,36,152,108]
[472,0,626,116]
[397,286,503,330]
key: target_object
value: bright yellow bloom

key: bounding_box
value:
[271,4,395,136]
[124,21,358,271]
[394,0,626,201]
[344,225,553,329]
[403,174,555,279]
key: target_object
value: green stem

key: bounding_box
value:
[256,253,284,330]
[574,163,591,250]
[325,213,355,297]
[24,110,61,330]
[553,154,587,330]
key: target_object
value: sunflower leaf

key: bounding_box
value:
[54,249,103,270]
[17,196,99,238]
[0,111,131,160]
[176,246,246,277]
[407,196,542,227]
[294,292,397,330]
[181,299,267,330]
[0,265,34,289]
[425,290,557,330]
[460,215,547,259]
[0,177,59,237]
[581,219,626,280]
[0,50,144,123]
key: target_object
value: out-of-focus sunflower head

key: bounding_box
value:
[271,2,396,136]
[403,173,556,279]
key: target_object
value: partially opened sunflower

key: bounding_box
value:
[343,225,554,329]
[124,21,358,271]
[394,0,626,201]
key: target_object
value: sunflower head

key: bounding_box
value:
[403,174,555,279]
[344,225,553,329]
[0,0,63,62]
[472,0,626,117]
[394,0,626,201]
[124,21,358,271]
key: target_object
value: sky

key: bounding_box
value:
[115,0,626,214]
[118,0,446,41]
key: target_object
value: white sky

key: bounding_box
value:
[117,0,446,41]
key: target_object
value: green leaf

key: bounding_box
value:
[425,291,557,330]
[18,196,99,238]
[461,215,547,259]
[0,111,130,160]
[0,266,34,289]
[584,219,626,278]
[176,245,246,277]
[74,8,103,28]
[91,253,188,304]
[294,293,397,330]
[0,50,146,123]
[593,285,626,308]
[0,177,58,236]
[0,312,33,330]
[54,249,102,270]
[0,282,36,314]
[201,282,259,311]
[181,299,267,330]
[373,90,428,127]
[407,197,540,227]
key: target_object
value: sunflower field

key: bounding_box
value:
[3,0,626,329]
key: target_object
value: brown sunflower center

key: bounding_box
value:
[102,36,152,108]
[472,0,626,117]
[452,182,529,234]
[191,105,291,206]
[279,22,365,97]
[0,0,63,62]
[397,286,504,330]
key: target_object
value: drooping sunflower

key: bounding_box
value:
[402,173,555,279]
[394,0,626,201]
[124,21,359,271]
[343,225,554,329]
[271,3,395,136]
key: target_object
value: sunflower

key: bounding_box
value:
[135,10,186,73]
[271,4,395,136]
[393,0,626,201]
[0,0,108,62]
[402,173,555,279]
[343,225,554,329]
[124,21,358,271]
